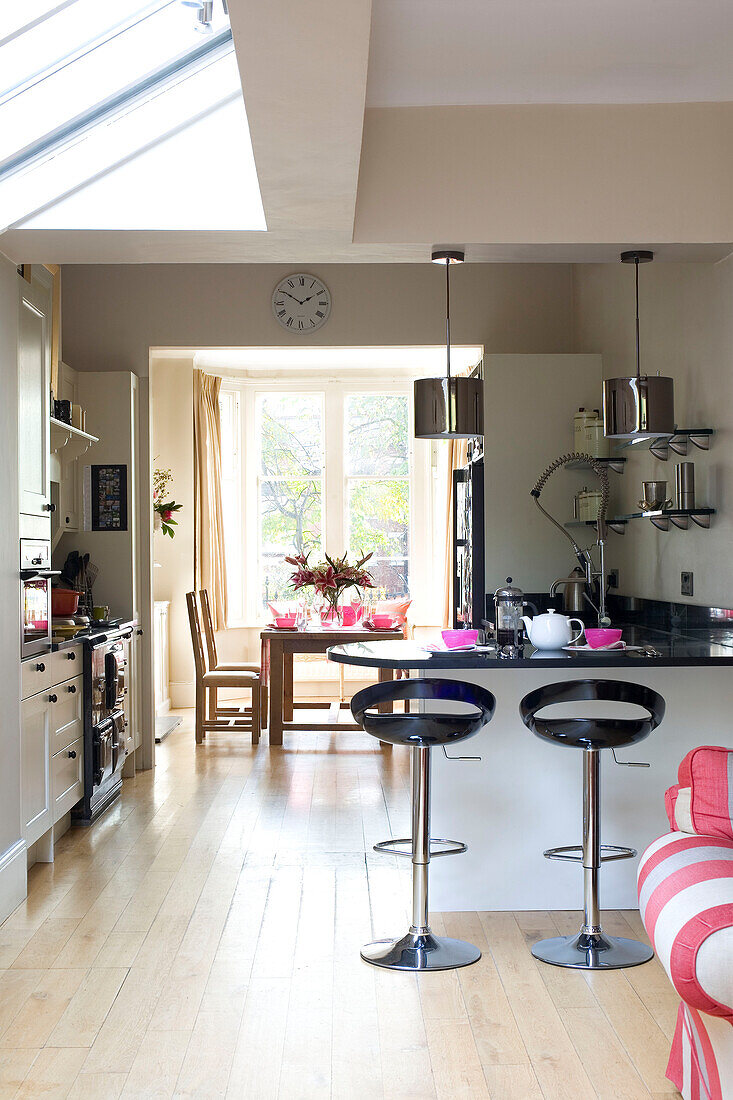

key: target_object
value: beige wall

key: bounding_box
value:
[61,262,573,377]
[355,104,733,246]
[572,257,733,606]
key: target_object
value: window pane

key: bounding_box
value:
[260,478,322,608]
[347,478,409,562]
[345,393,408,476]
[258,393,323,478]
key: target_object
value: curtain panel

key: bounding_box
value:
[193,370,228,630]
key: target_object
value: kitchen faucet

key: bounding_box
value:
[530,452,611,627]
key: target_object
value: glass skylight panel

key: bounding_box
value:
[0,50,246,229]
[0,0,266,231]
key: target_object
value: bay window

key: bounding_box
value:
[219,376,434,625]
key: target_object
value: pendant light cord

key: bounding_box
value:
[635,254,641,381]
[445,259,451,382]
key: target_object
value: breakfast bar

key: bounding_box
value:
[328,631,733,911]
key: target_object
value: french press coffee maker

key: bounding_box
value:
[493,578,527,648]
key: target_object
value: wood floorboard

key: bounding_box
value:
[0,708,682,1099]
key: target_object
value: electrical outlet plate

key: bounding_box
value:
[607,569,619,588]
[681,571,694,597]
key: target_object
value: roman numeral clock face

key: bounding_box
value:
[272,274,331,333]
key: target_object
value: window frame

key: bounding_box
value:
[219,374,434,627]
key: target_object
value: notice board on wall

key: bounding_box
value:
[83,464,128,531]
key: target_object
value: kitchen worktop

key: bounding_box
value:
[50,619,137,651]
[328,622,733,670]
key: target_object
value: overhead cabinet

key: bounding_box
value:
[18,267,53,519]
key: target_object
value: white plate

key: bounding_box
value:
[562,642,645,653]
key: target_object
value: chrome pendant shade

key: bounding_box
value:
[414,249,484,439]
[603,250,675,439]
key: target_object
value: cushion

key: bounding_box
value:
[376,599,412,625]
[677,746,733,841]
[666,784,695,834]
[638,831,733,1020]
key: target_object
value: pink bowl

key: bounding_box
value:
[274,615,296,628]
[371,614,395,629]
[441,629,479,649]
[584,627,622,649]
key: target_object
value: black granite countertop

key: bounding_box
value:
[327,622,733,670]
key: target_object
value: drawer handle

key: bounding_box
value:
[48,693,57,703]
[67,685,76,693]
[36,662,46,672]
[68,749,77,759]
[67,652,76,661]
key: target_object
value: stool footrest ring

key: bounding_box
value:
[543,844,637,864]
[374,837,467,858]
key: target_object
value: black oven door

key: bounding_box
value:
[93,719,115,790]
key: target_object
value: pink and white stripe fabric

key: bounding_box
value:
[678,746,733,841]
[638,830,733,1099]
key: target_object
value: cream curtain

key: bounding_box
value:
[443,436,468,627]
[194,370,228,630]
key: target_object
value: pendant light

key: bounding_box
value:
[414,249,484,439]
[603,250,674,439]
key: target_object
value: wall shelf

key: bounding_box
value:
[564,457,626,474]
[565,519,627,536]
[50,417,98,463]
[614,428,714,461]
[614,507,715,532]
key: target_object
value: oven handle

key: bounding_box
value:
[20,569,61,581]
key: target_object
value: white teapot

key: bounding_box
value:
[521,609,584,650]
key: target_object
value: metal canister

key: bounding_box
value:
[675,462,695,510]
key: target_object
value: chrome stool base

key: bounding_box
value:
[531,930,653,970]
[361,931,481,972]
[374,837,466,858]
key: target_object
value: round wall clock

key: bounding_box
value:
[272,273,331,333]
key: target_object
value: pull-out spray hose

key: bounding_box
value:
[530,452,610,623]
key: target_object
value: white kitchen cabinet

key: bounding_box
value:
[21,691,52,848]
[154,601,170,716]
[52,738,83,821]
[50,675,83,755]
[18,268,53,519]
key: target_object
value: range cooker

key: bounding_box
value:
[71,623,133,824]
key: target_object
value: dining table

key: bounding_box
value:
[259,623,403,746]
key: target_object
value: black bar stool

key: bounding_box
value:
[519,678,665,970]
[352,677,496,971]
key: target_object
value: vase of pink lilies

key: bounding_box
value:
[286,550,374,624]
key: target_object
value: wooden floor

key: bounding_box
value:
[0,712,681,1099]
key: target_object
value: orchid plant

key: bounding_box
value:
[153,467,183,538]
[286,550,374,619]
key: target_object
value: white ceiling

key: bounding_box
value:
[2,0,732,264]
[367,0,733,107]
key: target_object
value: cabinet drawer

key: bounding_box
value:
[21,692,51,846]
[52,738,83,821]
[50,675,83,754]
[22,656,54,700]
[51,645,81,682]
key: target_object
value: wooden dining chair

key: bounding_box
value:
[198,588,267,717]
[186,591,260,746]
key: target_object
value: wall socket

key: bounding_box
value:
[607,569,619,589]
[681,571,694,597]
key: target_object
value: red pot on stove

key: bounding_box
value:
[52,588,79,616]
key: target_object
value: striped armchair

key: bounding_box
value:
[638,747,733,1100]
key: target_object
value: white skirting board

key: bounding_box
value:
[0,839,27,923]
[155,714,182,743]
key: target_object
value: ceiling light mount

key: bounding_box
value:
[414,247,483,439]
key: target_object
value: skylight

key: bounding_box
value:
[0,0,266,232]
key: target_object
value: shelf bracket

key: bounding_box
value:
[690,512,712,529]
[607,521,626,536]
[649,438,672,460]
[688,433,712,452]
[650,516,670,531]
[669,515,690,531]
